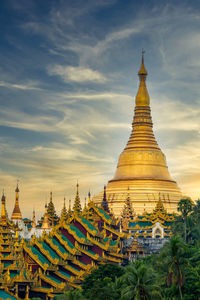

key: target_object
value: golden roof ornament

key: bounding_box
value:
[1,192,7,225]
[11,182,22,221]
[32,210,36,228]
[73,182,82,214]
[41,204,51,229]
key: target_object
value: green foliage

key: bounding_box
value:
[121,261,161,300]
[82,263,125,300]
[54,289,86,300]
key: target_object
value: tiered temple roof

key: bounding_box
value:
[20,192,126,298]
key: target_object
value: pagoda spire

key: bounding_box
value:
[121,188,134,221]
[1,192,7,225]
[61,197,68,221]
[67,199,72,219]
[11,182,22,221]
[47,191,58,226]
[42,203,50,229]
[101,185,110,213]
[73,182,82,214]
[32,210,36,228]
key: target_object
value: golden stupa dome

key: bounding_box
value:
[93,53,182,216]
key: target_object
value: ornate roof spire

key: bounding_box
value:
[47,191,58,226]
[42,203,50,229]
[1,192,7,225]
[135,50,149,106]
[67,199,72,219]
[101,185,110,213]
[73,182,82,214]
[32,210,36,228]
[88,190,91,204]
[138,49,148,76]
[61,197,68,221]
[11,182,22,221]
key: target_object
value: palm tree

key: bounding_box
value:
[160,236,186,299]
[121,261,161,300]
[178,198,193,243]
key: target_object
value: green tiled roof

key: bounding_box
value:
[164,221,173,226]
[29,246,50,265]
[57,233,74,249]
[69,225,88,241]
[51,238,68,254]
[98,207,112,221]
[39,241,60,260]
[103,237,109,243]
[57,269,71,278]
[0,290,17,299]
[86,249,97,256]
[4,262,13,267]
[10,271,19,278]
[45,274,62,284]
[80,217,98,233]
[129,221,153,228]
[110,240,118,246]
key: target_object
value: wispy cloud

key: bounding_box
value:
[0,80,40,90]
[47,65,107,83]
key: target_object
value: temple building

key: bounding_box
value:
[94,53,182,216]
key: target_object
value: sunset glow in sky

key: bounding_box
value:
[1,0,200,219]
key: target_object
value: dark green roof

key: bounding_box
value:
[28,246,50,266]
[38,241,60,260]
[51,237,69,255]
[57,269,71,278]
[80,217,98,233]
[98,207,112,221]
[57,233,74,249]
[129,221,153,228]
[69,224,88,240]
[0,289,17,299]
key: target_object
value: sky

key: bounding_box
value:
[1,0,200,219]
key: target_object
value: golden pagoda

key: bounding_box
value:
[94,52,182,216]
[11,183,22,221]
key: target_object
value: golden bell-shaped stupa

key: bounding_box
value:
[94,53,182,216]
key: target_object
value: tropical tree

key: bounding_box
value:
[158,236,186,299]
[54,289,86,300]
[82,263,125,300]
[178,198,193,243]
[121,261,161,300]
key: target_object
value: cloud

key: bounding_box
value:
[0,80,40,90]
[47,65,107,83]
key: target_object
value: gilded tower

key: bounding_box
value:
[11,183,22,221]
[94,53,182,216]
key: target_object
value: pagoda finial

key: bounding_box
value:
[84,197,87,209]
[101,185,110,213]
[1,192,6,225]
[135,50,149,106]
[138,49,147,76]
[11,182,22,221]
[88,190,92,204]
[42,203,50,229]
[61,197,67,222]
[32,209,36,228]
[50,191,53,202]
[73,183,82,214]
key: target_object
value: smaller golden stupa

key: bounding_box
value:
[94,52,182,216]
[11,183,22,221]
